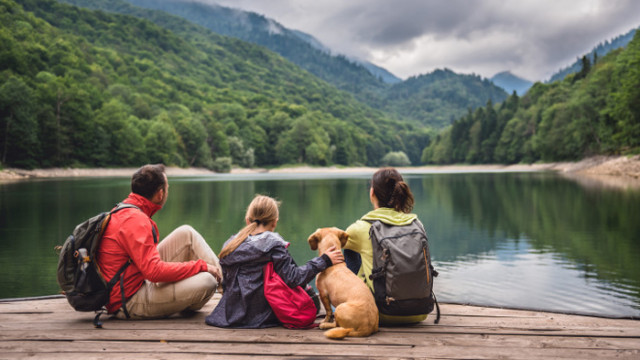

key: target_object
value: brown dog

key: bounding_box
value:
[308,227,378,339]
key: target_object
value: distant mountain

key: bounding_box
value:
[288,28,402,83]
[381,69,509,129]
[289,29,331,53]
[58,0,508,129]
[490,71,533,95]
[547,27,638,83]
[122,0,392,96]
[121,0,499,125]
[360,61,403,84]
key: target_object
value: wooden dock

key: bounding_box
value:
[1,294,638,359]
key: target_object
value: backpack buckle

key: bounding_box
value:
[385,296,396,305]
[369,267,385,280]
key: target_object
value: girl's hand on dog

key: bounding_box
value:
[325,246,345,265]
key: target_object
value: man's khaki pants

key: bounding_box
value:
[116,225,220,319]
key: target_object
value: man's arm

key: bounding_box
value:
[120,217,207,283]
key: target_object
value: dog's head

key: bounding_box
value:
[308,227,349,253]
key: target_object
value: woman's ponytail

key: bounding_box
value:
[371,168,414,213]
[390,180,414,213]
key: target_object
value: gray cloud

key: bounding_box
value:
[198,0,640,81]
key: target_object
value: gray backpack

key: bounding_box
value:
[368,219,440,323]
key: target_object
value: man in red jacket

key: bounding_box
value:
[97,164,222,319]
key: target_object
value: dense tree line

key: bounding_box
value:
[422,31,640,164]
[0,0,431,170]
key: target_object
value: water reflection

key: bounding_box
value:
[409,172,640,317]
[0,172,638,318]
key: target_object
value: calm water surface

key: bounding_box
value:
[1,171,639,318]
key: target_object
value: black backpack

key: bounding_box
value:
[56,203,156,327]
[368,219,440,323]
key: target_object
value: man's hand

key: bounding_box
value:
[207,263,222,283]
[324,245,344,265]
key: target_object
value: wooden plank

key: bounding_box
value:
[1,297,639,359]
[2,297,635,329]
[1,339,639,359]
[0,297,632,323]
[1,329,639,351]
[1,319,637,339]
[2,314,637,338]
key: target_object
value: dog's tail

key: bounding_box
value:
[324,327,354,340]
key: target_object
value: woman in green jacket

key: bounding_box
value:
[344,167,428,325]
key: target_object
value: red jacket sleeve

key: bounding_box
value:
[118,216,207,283]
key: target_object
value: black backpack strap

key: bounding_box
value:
[432,291,441,324]
[119,264,131,319]
[111,202,139,214]
[105,260,132,318]
[93,260,132,328]
[106,260,131,290]
[93,311,105,328]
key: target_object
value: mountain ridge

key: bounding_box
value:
[547,27,638,83]
[108,0,507,127]
[490,71,533,96]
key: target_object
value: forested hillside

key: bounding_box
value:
[65,0,507,128]
[422,31,640,164]
[0,0,432,170]
[63,0,390,108]
[547,27,637,83]
[381,69,508,129]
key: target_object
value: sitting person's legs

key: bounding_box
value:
[116,225,220,319]
[158,224,220,266]
[119,273,217,319]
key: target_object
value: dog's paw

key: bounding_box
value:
[319,321,336,330]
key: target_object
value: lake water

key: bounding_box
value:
[1,171,639,318]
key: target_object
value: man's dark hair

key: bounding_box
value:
[131,164,166,199]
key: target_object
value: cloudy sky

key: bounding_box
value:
[203,0,640,82]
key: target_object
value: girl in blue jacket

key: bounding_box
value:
[205,195,343,328]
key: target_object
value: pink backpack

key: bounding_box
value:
[263,262,317,329]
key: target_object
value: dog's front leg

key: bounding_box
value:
[318,290,336,329]
[316,277,336,330]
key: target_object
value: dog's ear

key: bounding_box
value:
[336,228,349,248]
[307,229,320,250]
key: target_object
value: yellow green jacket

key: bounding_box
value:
[345,207,428,324]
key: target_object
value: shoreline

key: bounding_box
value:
[2,155,639,189]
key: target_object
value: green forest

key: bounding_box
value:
[422,34,640,164]
[0,0,431,170]
[1,0,639,171]
[65,0,508,128]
